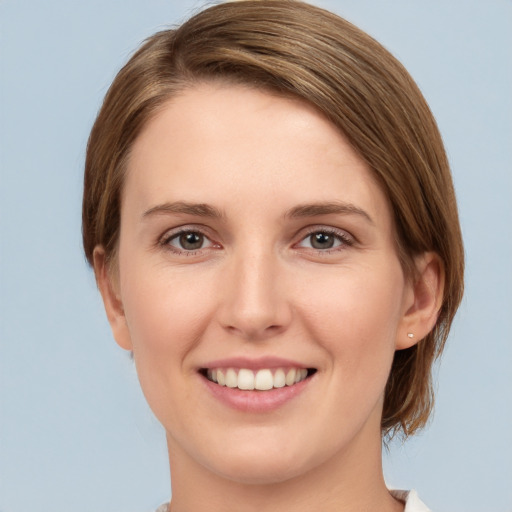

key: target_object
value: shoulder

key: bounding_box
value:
[390,489,432,512]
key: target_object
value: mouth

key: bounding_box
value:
[200,367,317,391]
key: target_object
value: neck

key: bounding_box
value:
[165,417,404,512]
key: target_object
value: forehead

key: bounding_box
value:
[124,83,391,227]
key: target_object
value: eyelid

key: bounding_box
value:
[294,225,355,251]
[158,224,221,252]
[156,223,355,255]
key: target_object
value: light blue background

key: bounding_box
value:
[1,1,511,511]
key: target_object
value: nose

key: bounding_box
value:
[217,247,292,341]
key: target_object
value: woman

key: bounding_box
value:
[82,1,464,511]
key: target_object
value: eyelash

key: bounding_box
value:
[158,226,354,256]
[159,226,218,256]
[296,227,354,255]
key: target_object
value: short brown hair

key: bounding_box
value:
[82,0,464,437]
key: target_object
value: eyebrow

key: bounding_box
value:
[284,202,374,225]
[142,201,225,220]
[142,200,374,224]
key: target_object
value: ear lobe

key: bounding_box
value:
[93,246,133,351]
[396,252,445,350]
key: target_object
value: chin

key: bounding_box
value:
[211,456,308,486]
[197,435,327,486]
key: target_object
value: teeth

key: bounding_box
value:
[225,368,238,388]
[238,369,255,390]
[273,368,286,388]
[207,367,311,391]
[254,369,273,390]
[294,368,307,383]
[285,368,296,386]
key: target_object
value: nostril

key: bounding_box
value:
[222,321,286,341]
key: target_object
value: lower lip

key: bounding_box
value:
[201,374,314,413]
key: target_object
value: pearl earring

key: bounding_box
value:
[407,333,414,339]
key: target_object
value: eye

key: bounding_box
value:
[164,230,215,252]
[297,229,352,251]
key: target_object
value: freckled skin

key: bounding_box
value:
[100,84,417,512]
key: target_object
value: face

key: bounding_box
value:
[103,84,417,484]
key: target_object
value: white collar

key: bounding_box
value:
[390,489,431,512]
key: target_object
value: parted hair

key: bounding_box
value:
[83,0,464,437]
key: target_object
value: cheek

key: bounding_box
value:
[118,261,217,413]
[297,261,405,374]
[121,261,215,352]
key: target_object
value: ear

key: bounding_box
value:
[396,252,445,350]
[93,246,133,351]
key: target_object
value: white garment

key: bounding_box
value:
[391,489,431,511]
[155,490,431,511]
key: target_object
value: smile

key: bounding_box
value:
[203,367,315,391]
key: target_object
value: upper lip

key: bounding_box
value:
[199,356,312,370]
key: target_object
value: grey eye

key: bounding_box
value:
[309,232,336,249]
[177,232,205,250]
[164,231,211,251]
[296,229,350,251]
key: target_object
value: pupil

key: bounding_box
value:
[311,232,334,249]
[180,232,203,250]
